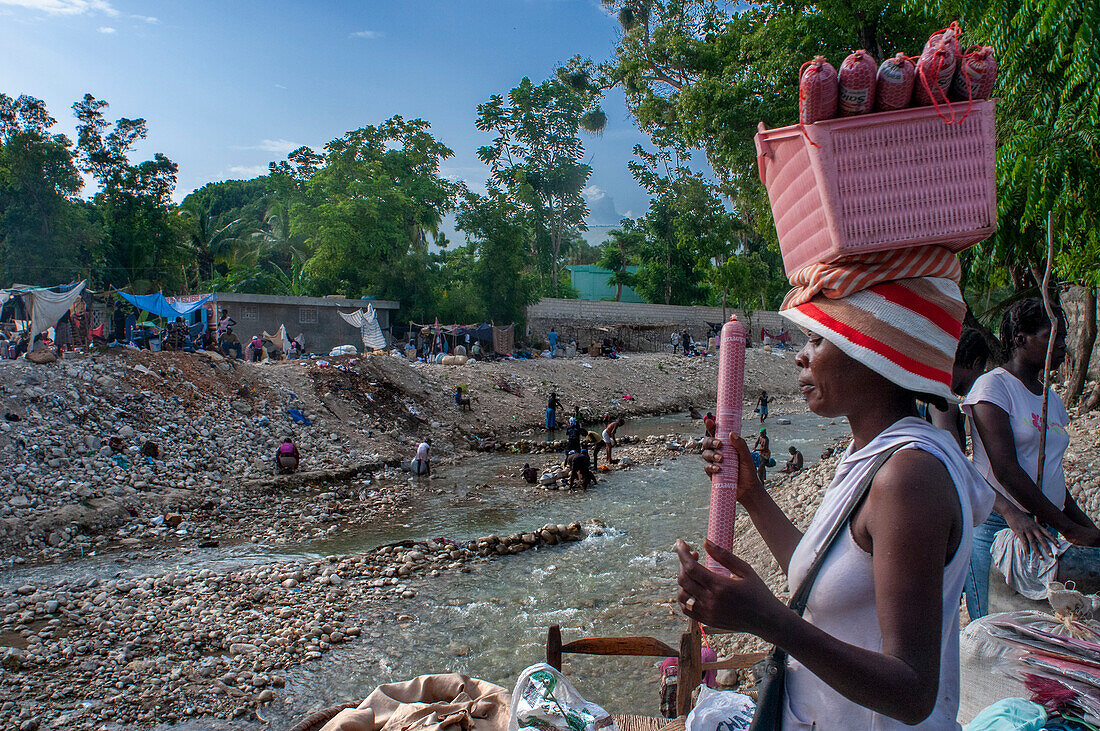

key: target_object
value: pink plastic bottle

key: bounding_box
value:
[706,316,746,576]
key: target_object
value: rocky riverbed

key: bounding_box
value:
[0,348,800,563]
[0,523,586,729]
[0,344,813,727]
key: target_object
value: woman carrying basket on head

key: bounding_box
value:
[678,246,994,729]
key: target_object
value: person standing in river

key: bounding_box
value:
[546,392,560,430]
[603,417,624,464]
[756,390,769,423]
[682,245,993,729]
[565,418,582,455]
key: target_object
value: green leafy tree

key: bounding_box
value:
[601,1,940,245]
[0,94,100,284]
[629,145,736,305]
[281,117,459,310]
[597,220,644,301]
[708,249,770,316]
[476,61,607,293]
[456,189,540,324]
[72,94,186,292]
[927,0,1100,400]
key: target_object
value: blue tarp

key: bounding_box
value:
[117,292,212,320]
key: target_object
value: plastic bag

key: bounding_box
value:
[509,663,618,731]
[964,697,1047,731]
[686,686,756,731]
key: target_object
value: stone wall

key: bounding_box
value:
[525,298,803,352]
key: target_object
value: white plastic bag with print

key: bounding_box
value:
[509,663,619,731]
[686,685,756,731]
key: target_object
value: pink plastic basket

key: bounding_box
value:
[755,99,997,277]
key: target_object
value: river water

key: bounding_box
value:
[3,409,851,727]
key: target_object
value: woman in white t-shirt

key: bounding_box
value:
[962,298,1100,618]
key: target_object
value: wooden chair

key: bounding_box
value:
[676,621,766,714]
[547,623,767,718]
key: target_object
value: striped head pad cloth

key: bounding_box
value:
[779,245,964,402]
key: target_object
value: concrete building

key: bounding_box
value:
[213,293,400,354]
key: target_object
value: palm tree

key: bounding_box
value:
[180,207,242,281]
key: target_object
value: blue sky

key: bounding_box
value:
[0,0,654,227]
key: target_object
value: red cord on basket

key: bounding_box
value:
[919,21,974,125]
[797,59,823,149]
[952,44,981,124]
[699,622,712,650]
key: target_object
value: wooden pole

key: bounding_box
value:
[1036,211,1057,494]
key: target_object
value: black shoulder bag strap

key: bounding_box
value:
[748,443,906,730]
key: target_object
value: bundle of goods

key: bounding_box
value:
[756,22,999,276]
[980,584,1100,725]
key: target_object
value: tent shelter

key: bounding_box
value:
[117,292,212,321]
[1,281,87,351]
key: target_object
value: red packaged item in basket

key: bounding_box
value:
[874,53,916,111]
[838,50,877,115]
[799,56,838,124]
[914,28,959,107]
[951,46,997,101]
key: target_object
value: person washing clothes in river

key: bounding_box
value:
[602,417,624,464]
[962,299,1100,619]
[412,439,431,477]
[684,245,994,730]
[567,449,594,489]
[582,428,604,469]
[276,438,300,474]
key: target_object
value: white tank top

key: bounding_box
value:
[782,418,993,730]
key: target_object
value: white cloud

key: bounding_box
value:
[231,138,300,154]
[256,138,299,153]
[274,84,287,90]
[0,0,118,15]
[0,1,155,23]
[349,29,382,39]
[96,24,113,32]
[227,165,268,178]
[582,185,606,201]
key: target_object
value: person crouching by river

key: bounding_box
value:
[276,438,300,474]
[678,246,993,729]
[412,440,431,477]
[962,298,1100,619]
